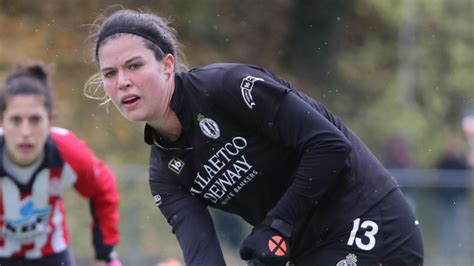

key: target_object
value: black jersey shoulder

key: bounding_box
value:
[182,63,290,112]
[183,63,291,96]
[177,64,293,135]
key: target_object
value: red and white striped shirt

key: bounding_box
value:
[0,127,120,259]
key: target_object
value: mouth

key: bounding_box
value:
[121,95,141,107]
[18,143,34,153]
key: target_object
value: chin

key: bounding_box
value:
[124,112,147,122]
[17,157,37,167]
[119,109,140,122]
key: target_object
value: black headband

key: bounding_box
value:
[95,27,168,59]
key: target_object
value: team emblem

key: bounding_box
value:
[168,157,185,174]
[240,75,264,109]
[153,194,162,207]
[336,253,358,266]
[2,199,51,243]
[198,114,220,139]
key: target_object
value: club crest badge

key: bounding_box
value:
[153,194,162,207]
[168,157,185,174]
[197,114,220,139]
[240,75,264,109]
[336,253,358,266]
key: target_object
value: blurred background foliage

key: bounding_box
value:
[0,1,473,264]
[0,0,472,167]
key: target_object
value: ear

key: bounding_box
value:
[162,53,175,77]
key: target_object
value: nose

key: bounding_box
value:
[19,121,32,137]
[117,71,132,90]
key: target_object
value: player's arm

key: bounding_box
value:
[214,66,351,227]
[209,66,351,263]
[53,131,120,264]
[84,157,121,265]
[265,90,351,229]
[149,148,225,266]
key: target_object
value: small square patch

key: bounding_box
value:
[168,157,185,174]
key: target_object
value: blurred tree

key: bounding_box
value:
[281,0,473,166]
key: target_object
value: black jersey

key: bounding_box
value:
[145,63,399,265]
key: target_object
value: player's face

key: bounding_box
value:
[0,95,50,166]
[98,34,175,123]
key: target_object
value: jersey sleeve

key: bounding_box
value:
[148,147,225,266]
[51,128,120,260]
[265,91,352,231]
[206,66,352,233]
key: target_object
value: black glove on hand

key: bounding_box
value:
[239,224,290,266]
[94,243,116,262]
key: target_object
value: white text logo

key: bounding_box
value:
[240,76,264,109]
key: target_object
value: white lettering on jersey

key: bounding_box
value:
[190,136,259,205]
[347,218,379,251]
[240,76,264,109]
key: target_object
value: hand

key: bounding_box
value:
[240,224,290,266]
[95,259,122,266]
[95,244,121,266]
[156,258,182,266]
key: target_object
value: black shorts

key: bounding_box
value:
[291,188,424,266]
[0,249,73,266]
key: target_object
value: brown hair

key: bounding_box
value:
[0,61,54,117]
[84,6,188,105]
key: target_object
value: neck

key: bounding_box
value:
[148,74,182,142]
[3,148,43,168]
[148,111,182,142]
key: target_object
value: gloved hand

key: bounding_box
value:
[239,224,290,266]
[95,245,121,266]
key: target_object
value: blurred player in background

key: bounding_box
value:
[0,61,122,266]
